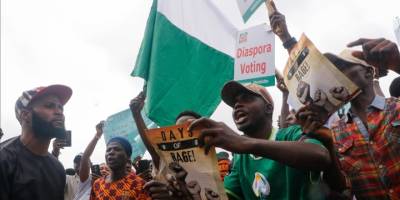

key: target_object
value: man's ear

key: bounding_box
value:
[265,104,274,115]
[365,66,375,80]
[20,109,32,124]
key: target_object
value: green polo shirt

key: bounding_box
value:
[224,125,325,200]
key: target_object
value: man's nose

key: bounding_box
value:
[233,100,244,110]
[107,149,116,155]
[54,106,63,115]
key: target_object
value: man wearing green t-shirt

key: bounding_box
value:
[189,81,331,200]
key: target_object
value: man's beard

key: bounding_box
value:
[31,111,66,139]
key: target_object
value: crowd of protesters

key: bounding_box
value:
[1,2,400,200]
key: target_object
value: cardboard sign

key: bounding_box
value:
[103,109,156,160]
[146,123,227,200]
[236,0,264,22]
[283,34,361,113]
[394,16,400,45]
[234,24,275,87]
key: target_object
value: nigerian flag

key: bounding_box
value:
[132,0,236,126]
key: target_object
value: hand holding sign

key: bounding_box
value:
[145,123,228,199]
[188,118,247,155]
[144,180,174,200]
[267,0,292,43]
[295,105,327,134]
[275,69,288,94]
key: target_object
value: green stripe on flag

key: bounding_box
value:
[132,0,234,126]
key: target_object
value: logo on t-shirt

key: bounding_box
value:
[252,172,270,198]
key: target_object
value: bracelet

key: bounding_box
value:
[283,37,297,49]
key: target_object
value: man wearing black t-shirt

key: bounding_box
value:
[0,85,73,200]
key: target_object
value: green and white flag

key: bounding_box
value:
[132,0,236,126]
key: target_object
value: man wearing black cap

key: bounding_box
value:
[0,84,72,200]
[90,137,150,200]
[189,81,331,200]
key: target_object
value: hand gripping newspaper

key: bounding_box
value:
[145,122,228,200]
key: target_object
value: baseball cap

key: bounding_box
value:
[324,49,373,71]
[221,81,274,108]
[15,85,72,121]
[217,151,230,161]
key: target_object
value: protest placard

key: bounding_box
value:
[236,0,264,22]
[234,23,275,87]
[103,109,156,160]
[283,34,361,113]
[146,123,227,200]
[394,16,400,45]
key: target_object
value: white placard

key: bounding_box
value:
[234,24,275,86]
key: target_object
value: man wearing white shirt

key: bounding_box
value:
[73,122,104,200]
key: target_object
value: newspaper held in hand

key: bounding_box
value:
[283,34,361,114]
[145,123,228,200]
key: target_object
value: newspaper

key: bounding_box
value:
[283,34,361,114]
[145,123,227,200]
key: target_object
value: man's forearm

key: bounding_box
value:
[280,93,290,128]
[132,111,160,169]
[322,142,348,192]
[278,32,297,53]
[80,135,100,182]
[242,137,331,171]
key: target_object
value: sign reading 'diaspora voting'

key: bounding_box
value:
[234,24,275,87]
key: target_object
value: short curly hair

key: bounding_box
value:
[175,110,202,122]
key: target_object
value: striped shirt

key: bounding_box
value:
[331,96,400,199]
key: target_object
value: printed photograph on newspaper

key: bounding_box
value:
[283,34,361,114]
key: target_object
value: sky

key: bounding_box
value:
[1,0,399,169]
